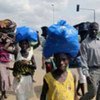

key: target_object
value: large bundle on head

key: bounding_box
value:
[16,26,38,43]
[0,19,16,33]
[74,22,91,42]
[43,20,80,58]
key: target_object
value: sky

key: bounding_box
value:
[0,0,100,32]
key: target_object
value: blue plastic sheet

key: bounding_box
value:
[16,26,38,42]
[43,20,80,58]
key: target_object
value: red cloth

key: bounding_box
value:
[0,44,10,62]
[45,62,52,73]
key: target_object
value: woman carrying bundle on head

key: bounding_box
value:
[0,19,16,100]
[40,20,80,100]
[13,39,36,100]
[6,26,39,100]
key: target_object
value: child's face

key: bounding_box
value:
[54,53,69,71]
[19,40,29,51]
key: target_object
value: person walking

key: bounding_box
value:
[12,40,36,100]
[80,22,100,100]
[40,53,78,100]
[40,20,80,100]
[40,26,55,72]
[74,22,90,97]
[0,32,13,100]
[7,26,38,100]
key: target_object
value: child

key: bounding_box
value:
[13,40,36,100]
[40,52,78,100]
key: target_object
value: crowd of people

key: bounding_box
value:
[0,19,100,100]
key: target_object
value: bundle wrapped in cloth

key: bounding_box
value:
[43,20,80,58]
[16,26,38,43]
[0,19,16,33]
[7,60,36,77]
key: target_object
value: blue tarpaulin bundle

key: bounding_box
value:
[43,20,80,58]
[16,26,38,42]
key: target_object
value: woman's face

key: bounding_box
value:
[19,40,29,51]
[54,53,69,71]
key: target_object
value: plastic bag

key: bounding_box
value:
[16,26,38,42]
[43,20,80,58]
